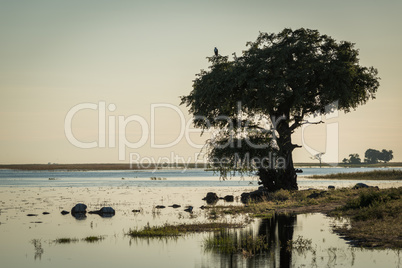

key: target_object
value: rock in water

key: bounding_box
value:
[89,207,115,217]
[223,195,234,202]
[71,203,87,220]
[99,207,115,215]
[71,203,87,214]
[184,206,193,213]
[202,192,219,204]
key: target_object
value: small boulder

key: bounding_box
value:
[155,205,166,209]
[71,203,87,214]
[223,195,234,202]
[61,210,70,215]
[27,214,38,217]
[241,187,269,203]
[184,206,193,213]
[352,183,379,190]
[132,209,141,213]
[202,192,219,204]
[328,185,335,190]
[71,203,87,220]
[169,204,181,208]
[99,207,115,215]
[89,207,115,217]
[42,212,50,215]
[352,183,370,189]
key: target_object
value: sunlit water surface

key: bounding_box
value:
[0,168,401,267]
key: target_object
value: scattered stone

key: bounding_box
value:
[169,204,181,208]
[61,210,70,215]
[155,205,166,209]
[352,183,379,190]
[223,195,234,202]
[352,183,370,189]
[71,203,87,220]
[71,203,87,214]
[241,187,269,203]
[184,206,193,213]
[200,205,206,210]
[42,212,50,215]
[132,209,141,213]
[89,207,116,217]
[202,192,219,204]
[307,191,327,199]
[27,214,38,217]
[328,185,335,190]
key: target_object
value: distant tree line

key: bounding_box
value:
[342,149,393,164]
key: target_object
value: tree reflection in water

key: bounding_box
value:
[205,213,296,268]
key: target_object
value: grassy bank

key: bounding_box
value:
[204,187,402,248]
[329,187,402,248]
[307,169,402,180]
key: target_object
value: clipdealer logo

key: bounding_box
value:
[64,101,339,166]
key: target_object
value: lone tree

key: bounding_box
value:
[342,153,362,164]
[181,28,379,191]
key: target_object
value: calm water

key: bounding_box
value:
[0,167,401,188]
[0,168,401,267]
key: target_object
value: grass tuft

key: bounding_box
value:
[54,238,79,244]
[83,236,104,243]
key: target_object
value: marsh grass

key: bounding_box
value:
[204,229,269,257]
[206,188,362,217]
[53,236,105,244]
[330,187,402,248]
[128,222,244,238]
[287,235,313,252]
[308,169,402,180]
[83,236,105,243]
[203,186,402,248]
[54,238,79,244]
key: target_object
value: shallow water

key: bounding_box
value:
[0,167,401,188]
[0,168,401,267]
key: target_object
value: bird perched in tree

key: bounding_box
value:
[214,47,218,56]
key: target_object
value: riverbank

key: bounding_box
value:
[203,186,402,249]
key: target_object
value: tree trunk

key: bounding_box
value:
[258,113,298,192]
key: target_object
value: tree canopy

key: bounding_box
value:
[181,28,380,191]
[342,154,362,164]
[364,149,393,164]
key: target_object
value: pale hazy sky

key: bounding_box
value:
[0,0,401,164]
